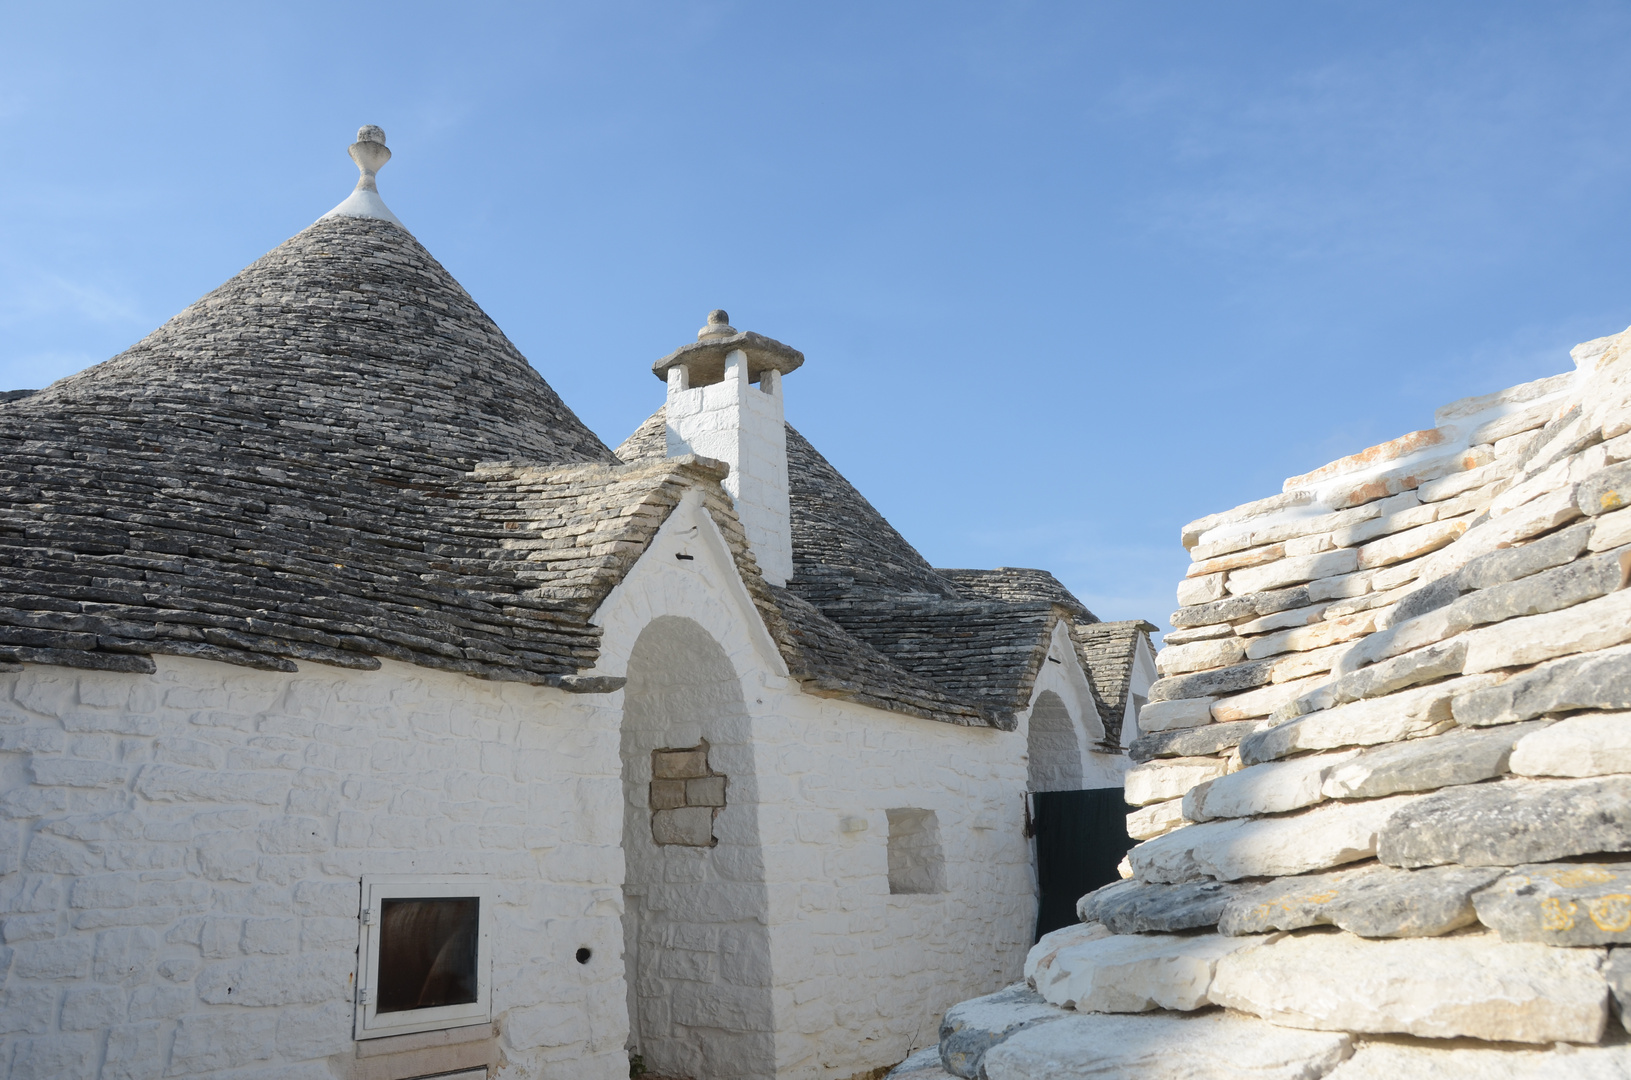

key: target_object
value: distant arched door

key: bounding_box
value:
[1026,690,1083,793]
[620,616,774,1080]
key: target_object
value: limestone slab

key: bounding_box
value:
[1177,572,1226,607]
[1162,623,1235,646]
[1455,519,1593,591]
[1356,518,1467,570]
[1378,776,1631,868]
[979,1008,1353,1080]
[1187,542,1287,578]
[886,1047,956,1080]
[1184,750,1357,821]
[1129,795,1415,884]
[1473,863,1631,945]
[1320,721,1547,800]
[1024,923,1109,990]
[1157,636,1247,676]
[1129,719,1266,763]
[1034,930,1261,1013]
[1244,612,1376,661]
[1124,757,1228,807]
[1236,602,1330,637]
[1453,643,1631,726]
[1592,506,1631,551]
[1327,638,1466,705]
[1510,711,1631,777]
[1077,878,1248,934]
[1125,798,1189,841]
[1227,549,1359,596]
[1209,927,1608,1044]
[1579,459,1631,516]
[1136,697,1214,733]
[1211,674,1325,722]
[1325,1040,1631,1079]
[1462,578,1631,673]
[1149,658,1276,704]
[1217,864,1501,938]
[1607,948,1631,1034]
[1239,679,1480,765]
[937,983,1064,1080]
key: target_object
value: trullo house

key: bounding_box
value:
[0,127,1154,1080]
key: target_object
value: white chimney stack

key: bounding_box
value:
[653,310,803,587]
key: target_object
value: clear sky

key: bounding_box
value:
[5,3,1631,632]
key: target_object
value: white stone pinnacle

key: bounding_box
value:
[319,124,405,227]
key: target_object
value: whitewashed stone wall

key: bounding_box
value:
[2,484,1083,1080]
[592,493,1042,1079]
[0,655,630,1080]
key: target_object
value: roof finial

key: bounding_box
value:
[698,309,735,340]
[319,125,405,228]
[349,126,391,194]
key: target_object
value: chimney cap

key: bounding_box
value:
[654,310,804,385]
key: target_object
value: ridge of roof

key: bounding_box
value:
[936,566,1097,621]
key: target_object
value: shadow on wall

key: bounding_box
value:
[1027,690,1084,793]
[621,616,774,1080]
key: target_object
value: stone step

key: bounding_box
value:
[936,983,1064,1079]
[1327,1039,1631,1079]
[1210,927,1608,1044]
[979,1009,1354,1080]
[884,1046,955,1080]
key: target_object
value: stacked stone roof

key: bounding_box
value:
[0,179,1137,733]
[900,327,1631,1078]
[1071,619,1158,748]
[619,408,1126,730]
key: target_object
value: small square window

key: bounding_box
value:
[886,808,946,895]
[356,876,493,1039]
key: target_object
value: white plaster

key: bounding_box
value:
[0,656,631,1080]
[0,490,1117,1080]
[320,187,404,227]
[1018,620,1125,790]
[1121,633,1159,750]
[665,349,795,586]
[590,495,1040,1078]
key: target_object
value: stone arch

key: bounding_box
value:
[1027,689,1084,792]
[621,615,773,1080]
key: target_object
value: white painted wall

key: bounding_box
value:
[0,489,1123,1080]
[591,494,1038,1079]
[665,351,795,586]
[620,615,774,1080]
[0,656,631,1080]
[1120,634,1159,751]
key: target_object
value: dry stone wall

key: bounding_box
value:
[891,327,1631,1079]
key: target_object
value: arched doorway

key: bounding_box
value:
[621,616,774,1080]
[1026,690,1083,793]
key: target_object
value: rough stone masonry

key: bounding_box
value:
[894,326,1631,1078]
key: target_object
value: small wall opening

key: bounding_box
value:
[1027,690,1084,793]
[886,808,946,895]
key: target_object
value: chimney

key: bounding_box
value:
[653,310,804,586]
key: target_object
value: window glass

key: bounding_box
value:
[377,897,480,1013]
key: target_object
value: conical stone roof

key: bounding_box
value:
[27,213,613,473]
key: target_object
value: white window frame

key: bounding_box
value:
[355,875,494,1040]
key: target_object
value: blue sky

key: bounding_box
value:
[5,3,1631,631]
